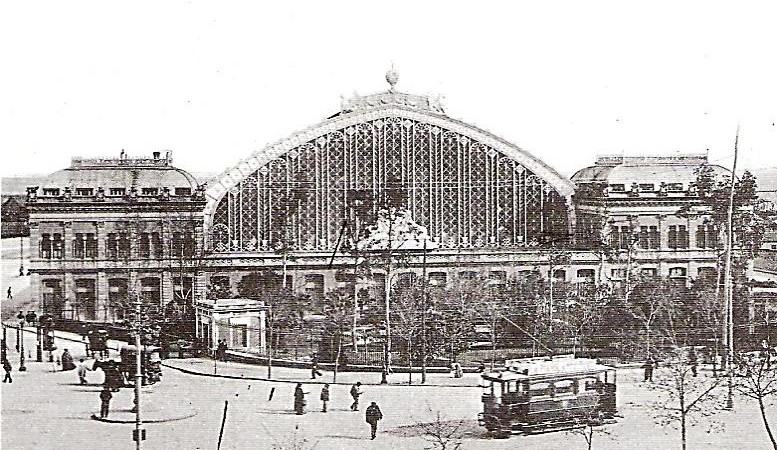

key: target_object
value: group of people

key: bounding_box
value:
[216,339,229,361]
[293,381,383,439]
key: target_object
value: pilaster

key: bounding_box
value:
[96,221,106,260]
[63,272,74,314]
[97,271,109,321]
[63,221,74,259]
[30,272,41,311]
[161,270,173,307]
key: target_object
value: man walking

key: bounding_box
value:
[2,358,12,383]
[365,401,383,440]
[350,381,362,411]
[99,386,113,418]
[77,359,91,384]
[320,383,330,412]
[311,361,323,379]
[6,287,12,299]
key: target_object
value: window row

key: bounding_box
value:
[38,232,195,259]
[39,187,193,197]
[610,224,719,250]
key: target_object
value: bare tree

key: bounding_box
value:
[321,287,352,383]
[733,352,777,449]
[564,405,614,450]
[417,407,466,450]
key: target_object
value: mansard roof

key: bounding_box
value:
[571,154,730,188]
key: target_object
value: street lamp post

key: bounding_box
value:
[19,235,25,277]
[17,312,26,371]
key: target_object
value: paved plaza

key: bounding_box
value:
[1,327,775,450]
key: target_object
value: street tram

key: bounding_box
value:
[478,355,617,437]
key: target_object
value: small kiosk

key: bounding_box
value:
[194,298,268,355]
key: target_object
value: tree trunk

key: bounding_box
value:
[333,336,341,383]
[759,397,777,450]
[408,336,413,385]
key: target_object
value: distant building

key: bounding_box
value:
[1,195,29,238]
[572,154,730,285]
[26,75,751,325]
[26,151,206,322]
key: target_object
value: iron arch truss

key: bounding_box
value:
[205,106,575,253]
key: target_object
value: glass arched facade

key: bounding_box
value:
[209,116,569,253]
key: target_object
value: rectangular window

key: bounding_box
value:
[668,226,678,249]
[677,226,689,249]
[619,226,631,249]
[609,184,625,192]
[696,225,706,249]
[75,188,93,196]
[669,267,687,278]
[429,272,447,287]
[52,233,64,259]
[141,188,158,196]
[42,188,60,196]
[638,183,655,192]
[85,233,97,258]
[109,188,126,196]
[649,226,660,249]
[118,233,130,259]
[489,270,507,285]
[577,269,595,280]
[73,233,86,258]
[639,226,650,249]
[665,183,684,192]
[40,233,52,259]
[138,233,151,258]
[106,233,118,259]
[641,268,657,278]
[174,187,191,196]
[459,271,477,281]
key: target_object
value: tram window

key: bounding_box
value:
[530,382,551,398]
[580,377,600,392]
[554,380,575,396]
[507,381,518,393]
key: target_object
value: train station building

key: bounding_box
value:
[25,73,731,321]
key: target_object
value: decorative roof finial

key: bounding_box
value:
[385,65,399,92]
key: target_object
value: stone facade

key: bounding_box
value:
[26,152,206,321]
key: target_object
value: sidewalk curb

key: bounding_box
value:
[90,412,198,424]
[160,361,479,388]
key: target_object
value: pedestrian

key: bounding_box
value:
[77,358,91,384]
[294,383,307,415]
[643,357,655,382]
[365,401,383,440]
[218,339,228,362]
[320,383,330,412]
[99,386,113,418]
[350,381,363,411]
[2,358,12,383]
[6,287,12,299]
[61,349,76,371]
[688,347,698,377]
[311,361,323,379]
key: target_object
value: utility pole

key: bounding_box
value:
[421,239,427,384]
[133,294,145,448]
[724,127,739,410]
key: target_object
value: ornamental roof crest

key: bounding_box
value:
[340,69,445,115]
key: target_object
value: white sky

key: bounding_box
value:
[1,1,776,179]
